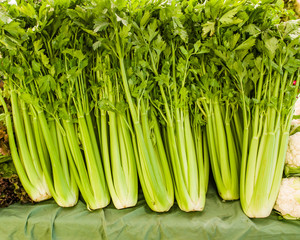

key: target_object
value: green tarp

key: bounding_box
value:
[0,184,299,240]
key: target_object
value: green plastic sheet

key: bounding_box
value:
[0,184,299,240]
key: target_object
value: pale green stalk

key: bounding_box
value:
[113,30,174,211]
[0,91,51,201]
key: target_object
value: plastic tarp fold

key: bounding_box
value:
[0,185,299,240]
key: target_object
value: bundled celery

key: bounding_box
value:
[217,3,300,217]
[184,0,244,201]
[194,64,242,201]
[87,0,174,212]
[46,8,110,210]
[0,91,51,202]
[0,2,81,206]
[0,3,51,202]
[127,3,210,211]
[66,4,138,209]
[93,54,138,209]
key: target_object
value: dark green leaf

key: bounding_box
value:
[32,60,41,72]
[33,39,43,53]
[38,75,56,94]
[40,52,50,68]
[140,11,151,28]
[94,20,109,32]
[3,22,26,39]
[11,66,24,81]
[264,37,279,60]
[235,37,256,51]
[119,24,132,39]
[219,7,240,24]
[194,40,201,53]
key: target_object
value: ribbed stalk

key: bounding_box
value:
[36,106,78,207]
[99,73,138,209]
[116,33,174,211]
[0,91,51,201]
[77,112,110,208]
[11,92,40,185]
[204,96,239,200]
[139,101,173,211]
[240,68,298,218]
[63,117,101,210]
